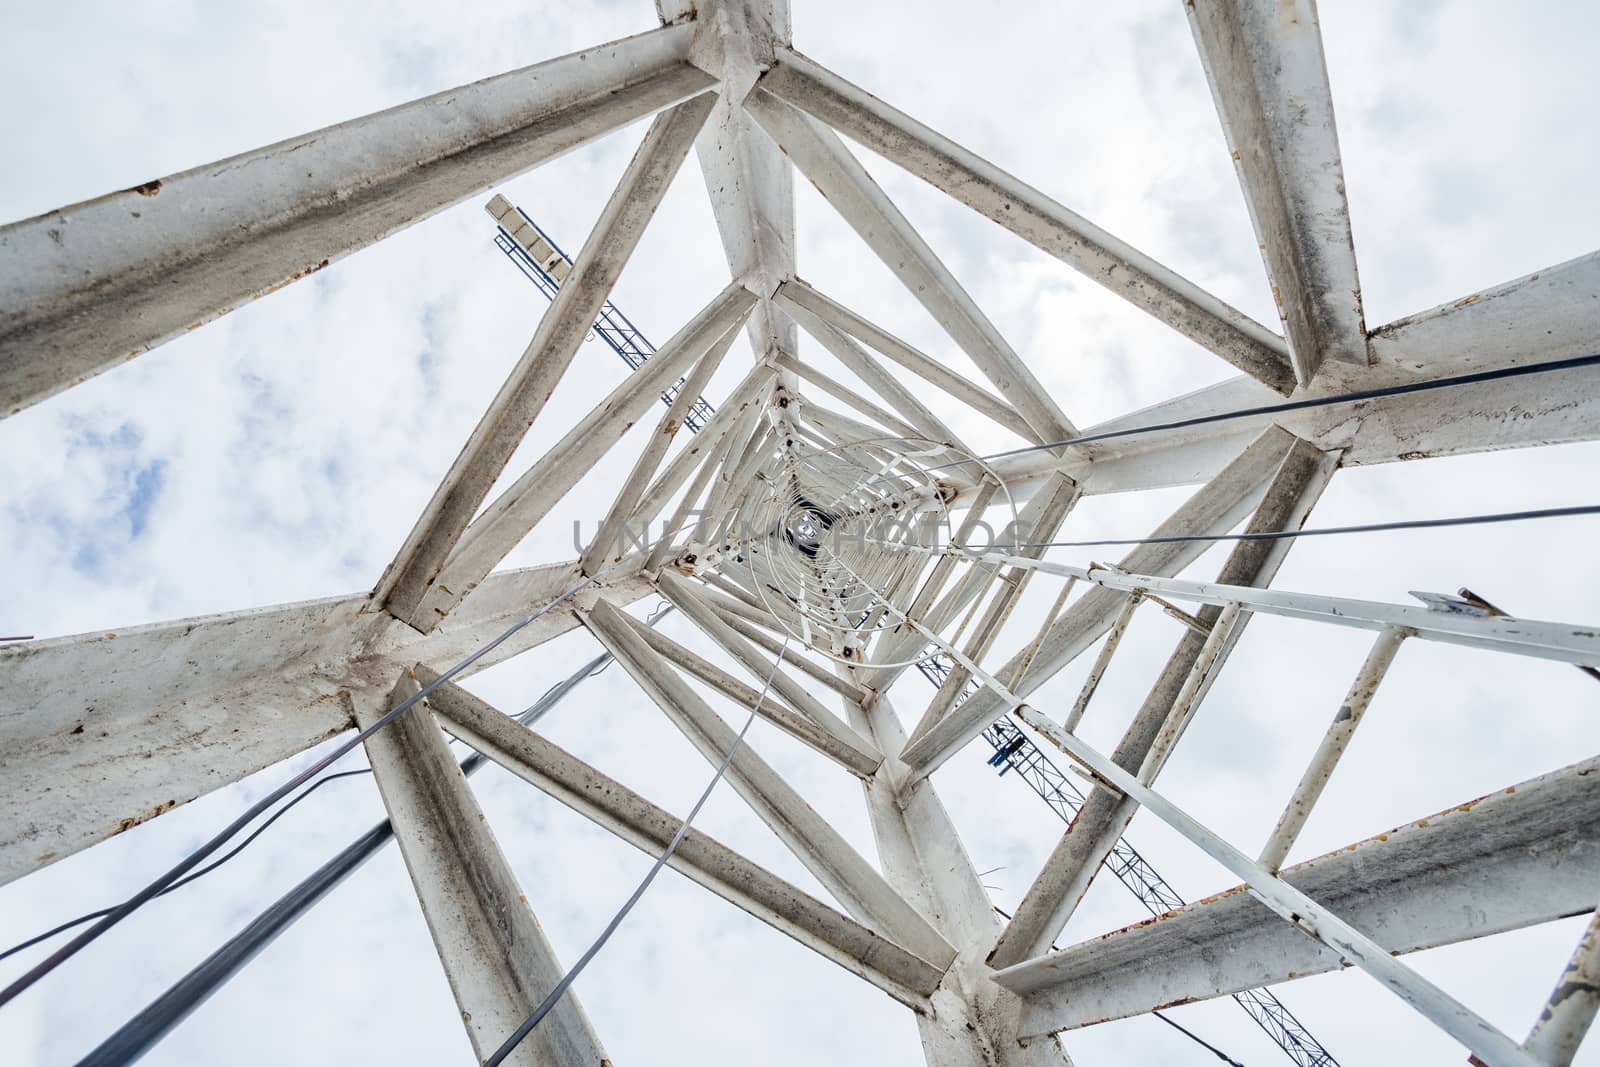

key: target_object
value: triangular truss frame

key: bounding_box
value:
[3,3,1599,1065]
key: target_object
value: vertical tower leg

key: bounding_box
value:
[837,682,1072,1066]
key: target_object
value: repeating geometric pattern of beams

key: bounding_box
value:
[2,2,1598,1066]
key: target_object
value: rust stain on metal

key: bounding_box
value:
[263,258,332,297]
[112,798,181,836]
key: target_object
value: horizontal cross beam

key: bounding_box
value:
[756,48,1297,393]
[421,668,946,1003]
[0,23,712,417]
[996,754,1600,1036]
[0,557,652,884]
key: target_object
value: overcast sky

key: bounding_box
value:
[3,2,1599,1065]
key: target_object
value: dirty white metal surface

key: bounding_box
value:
[582,597,956,970]
[422,670,943,1004]
[995,754,1600,1028]
[971,437,1337,971]
[0,24,710,418]
[0,558,654,885]
[898,426,1302,778]
[742,86,1080,447]
[374,94,718,632]
[4,1,1599,1064]
[1185,0,1366,383]
[758,48,1298,394]
[355,673,609,1067]
[413,282,756,622]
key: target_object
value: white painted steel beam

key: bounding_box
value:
[657,572,878,757]
[991,370,1600,501]
[802,405,913,464]
[375,95,719,631]
[907,619,1540,1066]
[898,426,1303,777]
[645,423,749,571]
[355,672,608,1066]
[757,50,1297,394]
[419,668,944,1003]
[410,283,757,624]
[974,252,1600,499]
[582,598,956,968]
[771,354,921,440]
[634,364,774,552]
[696,571,769,615]
[781,297,966,449]
[0,24,711,419]
[616,611,881,775]
[1061,591,1138,732]
[1522,907,1600,1067]
[905,473,1080,744]
[704,600,871,703]
[667,581,790,649]
[742,89,1080,447]
[865,480,1003,684]
[1257,626,1409,872]
[1367,248,1600,379]
[581,314,744,575]
[697,435,773,556]
[834,684,1071,1066]
[987,437,1336,967]
[1055,565,1600,669]
[674,0,799,379]
[1185,0,1366,384]
[995,755,1600,1037]
[774,280,1039,441]
[695,408,770,546]
[0,558,652,885]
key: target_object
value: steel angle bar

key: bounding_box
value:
[755,50,1296,393]
[0,24,712,417]
[922,622,1538,1067]
[421,669,944,1003]
[377,94,720,630]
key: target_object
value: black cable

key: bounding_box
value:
[0,570,606,1010]
[986,503,1600,550]
[7,352,1589,1022]
[0,638,627,968]
[0,770,371,965]
[1152,1012,1248,1067]
[72,606,669,1067]
[930,351,1600,474]
[1,637,629,971]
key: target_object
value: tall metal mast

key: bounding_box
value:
[3,3,1599,1066]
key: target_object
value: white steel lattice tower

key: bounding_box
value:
[3,3,1599,1066]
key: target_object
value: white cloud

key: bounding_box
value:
[2,2,1598,1065]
